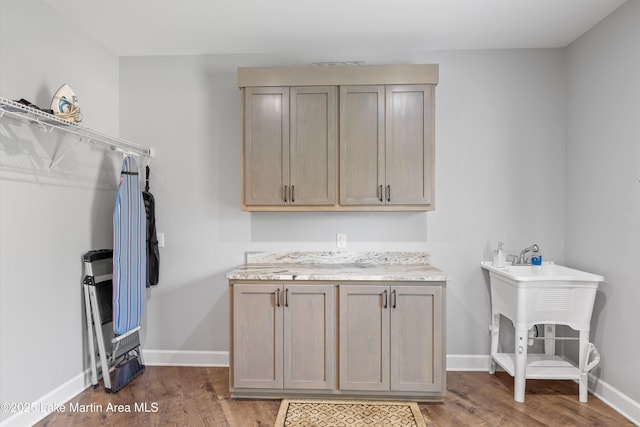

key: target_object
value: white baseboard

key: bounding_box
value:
[142,349,229,367]
[587,372,640,426]
[446,354,491,371]
[139,352,493,371]
[140,352,492,371]
[0,370,89,427]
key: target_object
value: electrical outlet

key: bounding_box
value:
[336,233,347,249]
[157,232,165,248]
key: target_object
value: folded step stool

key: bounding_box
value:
[83,249,145,392]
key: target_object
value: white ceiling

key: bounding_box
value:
[42,0,627,57]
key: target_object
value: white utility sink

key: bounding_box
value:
[481,261,603,403]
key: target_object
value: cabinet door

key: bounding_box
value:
[385,85,434,205]
[390,285,444,392]
[244,87,290,206]
[289,87,337,205]
[339,86,385,205]
[339,285,390,391]
[283,284,335,389]
[233,284,283,389]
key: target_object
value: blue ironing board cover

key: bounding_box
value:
[113,156,146,334]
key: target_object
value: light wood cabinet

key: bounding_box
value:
[230,280,446,400]
[232,283,335,390]
[239,64,438,211]
[338,284,390,390]
[243,87,289,207]
[340,85,434,206]
[339,284,444,393]
[390,285,444,392]
[385,85,435,206]
[243,86,337,208]
[339,86,385,206]
[232,283,283,389]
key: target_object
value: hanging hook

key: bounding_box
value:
[145,165,150,192]
[143,151,152,168]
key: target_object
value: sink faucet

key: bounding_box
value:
[515,244,540,265]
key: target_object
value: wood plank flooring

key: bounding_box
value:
[36,367,633,426]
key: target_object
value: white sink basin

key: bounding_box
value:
[481,261,603,283]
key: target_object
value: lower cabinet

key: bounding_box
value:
[230,281,445,400]
[232,283,335,390]
[339,285,444,393]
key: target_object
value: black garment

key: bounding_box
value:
[143,166,160,287]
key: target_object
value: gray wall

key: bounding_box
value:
[119,49,567,356]
[0,0,122,421]
[0,0,637,422]
[566,0,640,403]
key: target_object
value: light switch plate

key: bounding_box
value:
[336,233,347,248]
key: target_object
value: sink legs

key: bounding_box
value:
[489,314,500,374]
[544,324,556,355]
[489,314,527,402]
[514,327,528,403]
[490,317,592,403]
[542,325,590,402]
[489,314,529,402]
[512,327,590,403]
[579,330,589,403]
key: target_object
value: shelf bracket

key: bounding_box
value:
[47,140,81,174]
[37,122,54,134]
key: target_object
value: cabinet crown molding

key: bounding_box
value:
[238,64,439,87]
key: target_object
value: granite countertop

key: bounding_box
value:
[226,251,448,282]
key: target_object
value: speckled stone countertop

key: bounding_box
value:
[226,252,448,282]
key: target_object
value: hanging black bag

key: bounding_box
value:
[143,165,160,286]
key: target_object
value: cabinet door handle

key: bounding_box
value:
[386,185,391,202]
[284,185,288,203]
[284,288,289,307]
[383,289,388,309]
[392,289,397,309]
[275,288,281,307]
[291,185,295,203]
[378,185,383,202]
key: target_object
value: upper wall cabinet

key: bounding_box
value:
[238,64,438,211]
[340,84,434,206]
[243,86,337,207]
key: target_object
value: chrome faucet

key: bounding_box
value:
[515,244,540,265]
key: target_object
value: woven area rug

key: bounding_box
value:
[274,399,427,427]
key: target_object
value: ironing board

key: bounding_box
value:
[113,156,146,334]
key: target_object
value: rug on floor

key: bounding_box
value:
[274,399,427,427]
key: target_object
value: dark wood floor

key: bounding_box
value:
[37,367,632,426]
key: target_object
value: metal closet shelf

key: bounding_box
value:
[0,97,153,163]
